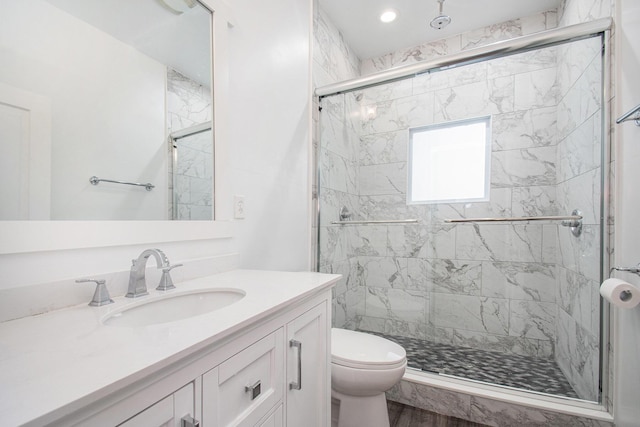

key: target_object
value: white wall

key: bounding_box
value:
[614,0,640,424]
[0,0,167,220]
[227,0,313,271]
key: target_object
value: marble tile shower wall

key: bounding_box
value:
[167,69,213,220]
[554,36,603,401]
[361,11,557,75]
[319,46,568,360]
[313,0,362,312]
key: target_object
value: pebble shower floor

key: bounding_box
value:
[371,332,579,399]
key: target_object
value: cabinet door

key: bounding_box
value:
[118,383,196,427]
[286,302,329,427]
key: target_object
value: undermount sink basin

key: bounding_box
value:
[103,288,246,327]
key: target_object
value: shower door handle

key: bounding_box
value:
[289,339,302,390]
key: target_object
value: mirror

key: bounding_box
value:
[0,0,213,220]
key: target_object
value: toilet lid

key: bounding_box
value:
[331,328,406,370]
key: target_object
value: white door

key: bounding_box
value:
[286,302,329,427]
[0,83,51,219]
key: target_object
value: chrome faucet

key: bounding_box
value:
[126,249,181,298]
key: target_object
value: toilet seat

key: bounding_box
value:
[331,328,406,370]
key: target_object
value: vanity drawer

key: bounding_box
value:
[203,329,284,427]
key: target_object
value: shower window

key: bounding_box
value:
[408,116,491,204]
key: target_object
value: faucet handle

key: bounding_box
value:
[76,278,114,307]
[157,264,183,291]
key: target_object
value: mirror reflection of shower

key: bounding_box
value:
[167,68,213,220]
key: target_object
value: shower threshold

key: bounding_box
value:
[368,332,579,399]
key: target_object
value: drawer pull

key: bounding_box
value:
[289,339,302,391]
[245,380,262,400]
[181,415,200,427]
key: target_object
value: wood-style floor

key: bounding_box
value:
[388,401,489,427]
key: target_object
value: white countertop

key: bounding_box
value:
[0,269,340,426]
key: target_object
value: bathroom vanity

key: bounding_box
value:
[0,270,339,426]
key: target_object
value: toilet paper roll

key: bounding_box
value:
[600,278,640,309]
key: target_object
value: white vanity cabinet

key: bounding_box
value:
[64,289,332,427]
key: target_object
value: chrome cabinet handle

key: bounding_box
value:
[289,339,302,390]
[181,415,200,427]
[245,380,262,400]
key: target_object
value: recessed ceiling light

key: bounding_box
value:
[380,9,398,23]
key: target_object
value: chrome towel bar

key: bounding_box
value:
[616,103,640,126]
[89,176,155,191]
[446,210,584,237]
[331,219,419,225]
[444,214,582,223]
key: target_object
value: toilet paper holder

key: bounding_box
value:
[610,263,640,277]
[609,264,640,302]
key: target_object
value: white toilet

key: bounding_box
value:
[331,328,407,427]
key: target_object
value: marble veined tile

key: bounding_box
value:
[455,224,543,263]
[354,79,413,106]
[556,224,600,283]
[360,93,434,135]
[463,187,512,220]
[365,287,427,323]
[556,167,600,225]
[557,37,602,98]
[318,187,359,226]
[359,130,408,166]
[359,162,407,196]
[557,266,595,333]
[511,186,558,217]
[482,261,556,302]
[514,67,558,110]
[434,78,514,122]
[487,47,557,79]
[450,328,540,358]
[176,146,207,178]
[508,300,556,341]
[359,194,408,221]
[361,36,460,75]
[347,225,388,257]
[318,148,358,194]
[470,396,608,426]
[491,146,556,188]
[555,309,600,402]
[388,379,471,421]
[416,258,483,295]
[492,107,557,151]
[432,293,509,336]
[461,19,522,50]
[318,225,350,268]
[388,224,456,259]
[413,62,487,94]
[358,315,426,341]
[319,106,358,162]
[357,256,408,289]
[557,114,601,184]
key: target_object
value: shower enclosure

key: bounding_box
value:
[169,122,214,220]
[316,28,608,403]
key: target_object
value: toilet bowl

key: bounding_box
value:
[331,328,407,427]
